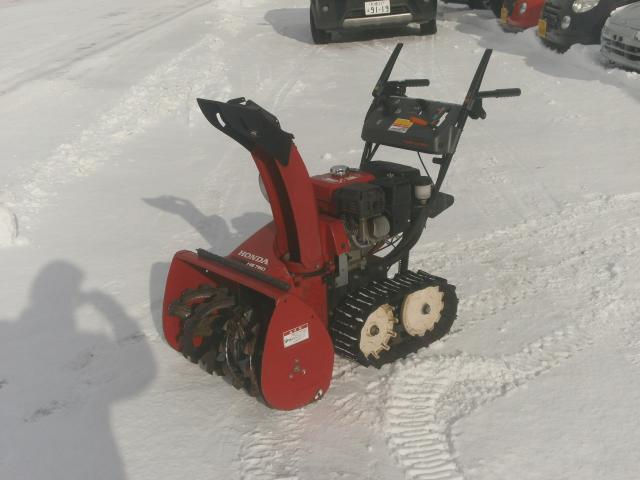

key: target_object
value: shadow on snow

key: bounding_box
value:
[143,195,271,339]
[0,260,156,480]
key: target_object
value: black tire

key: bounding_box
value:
[541,38,568,53]
[468,0,502,16]
[310,9,331,44]
[487,0,503,17]
[420,19,437,35]
[467,0,486,9]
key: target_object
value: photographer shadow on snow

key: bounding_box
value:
[144,195,271,340]
[265,7,425,45]
[1,261,155,480]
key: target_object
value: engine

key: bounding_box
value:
[334,181,390,249]
[336,161,432,246]
[318,162,433,291]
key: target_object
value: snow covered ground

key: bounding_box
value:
[1,0,639,478]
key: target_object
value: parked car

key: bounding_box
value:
[309,0,438,43]
[601,2,640,70]
[501,0,546,30]
[537,0,637,50]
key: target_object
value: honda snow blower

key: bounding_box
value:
[162,44,520,410]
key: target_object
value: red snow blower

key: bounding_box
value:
[162,44,520,410]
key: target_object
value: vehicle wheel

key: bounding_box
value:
[467,0,486,9]
[310,9,331,44]
[486,0,503,17]
[541,37,568,53]
[420,19,437,35]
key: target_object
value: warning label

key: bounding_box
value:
[283,323,310,348]
[388,118,413,133]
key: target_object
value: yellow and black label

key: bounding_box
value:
[388,118,413,134]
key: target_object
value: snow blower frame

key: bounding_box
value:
[162,43,520,410]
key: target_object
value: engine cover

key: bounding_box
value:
[334,182,385,218]
[362,161,422,235]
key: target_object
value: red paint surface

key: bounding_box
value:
[311,170,375,214]
[260,294,334,410]
[507,0,544,29]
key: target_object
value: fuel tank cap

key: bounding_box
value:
[330,165,350,177]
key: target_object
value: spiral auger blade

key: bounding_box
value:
[215,305,264,398]
[170,285,235,363]
[170,284,266,401]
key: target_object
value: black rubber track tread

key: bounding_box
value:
[329,271,458,368]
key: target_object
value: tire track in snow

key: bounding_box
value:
[381,193,640,480]
[323,357,369,425]
[412,194,640,334]
[235,359,369,480]
[612,297,640,368]
[382,326,589,480]
[238,409,305,480]
[7,32,229,233]
[0,0,214,96]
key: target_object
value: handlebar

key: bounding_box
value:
[395,78,431,88]
[478,88,522,98]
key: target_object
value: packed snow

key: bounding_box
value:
[0,204,18,247]
[1,0,639,479]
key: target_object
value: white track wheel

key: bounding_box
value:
[359,304,397,359]
[401,286,445,336]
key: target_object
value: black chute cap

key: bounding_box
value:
[197,97,294,166]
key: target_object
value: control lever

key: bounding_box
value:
[468,98,486,120]
[468,88,520,120]
[380,78,431,98]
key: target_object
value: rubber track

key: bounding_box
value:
[330,270,458,368]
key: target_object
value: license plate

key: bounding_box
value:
[500,7,508,23]
[365,0,391,16]
[538,19,547,38]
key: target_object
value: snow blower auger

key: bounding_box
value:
[162,43,521,410]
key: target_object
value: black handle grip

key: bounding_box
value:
[478,88,522,98]
[402,78,431,87]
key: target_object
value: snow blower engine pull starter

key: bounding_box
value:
[162,44,521,410]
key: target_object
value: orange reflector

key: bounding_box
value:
[410,116,428,126]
